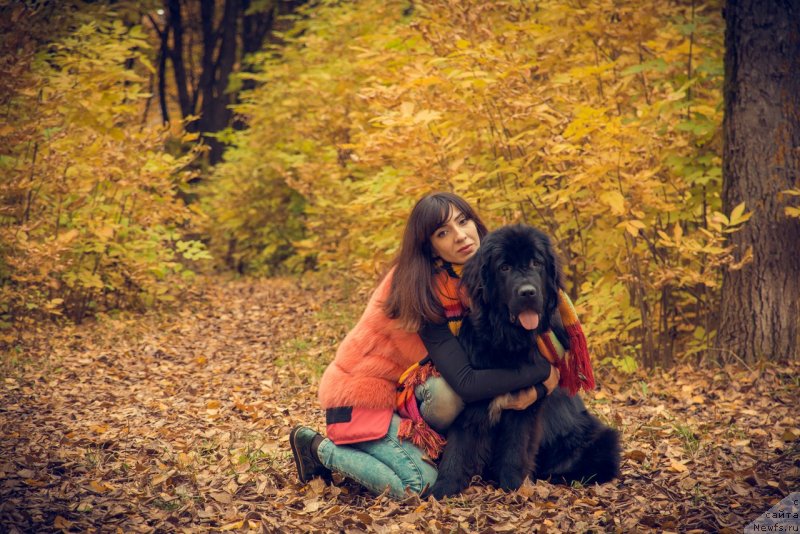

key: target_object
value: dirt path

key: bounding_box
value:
[1,276,797,532]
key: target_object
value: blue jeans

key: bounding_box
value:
[415,375,464,433]
[317,414,438,498]
[317,376,464,498]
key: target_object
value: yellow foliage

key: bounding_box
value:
[0,12,208,333]
[206,0,733,367]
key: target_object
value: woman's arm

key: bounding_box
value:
[419,321,552,403]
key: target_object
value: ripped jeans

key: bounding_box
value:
[316,376,463,499]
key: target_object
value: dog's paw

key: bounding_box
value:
[488,394,511,425]
[497,469,528,492]
[429,479,463,499]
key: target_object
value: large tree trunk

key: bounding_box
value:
[154,0,306,164]
[199,0,239,164]
[717,0,800,362]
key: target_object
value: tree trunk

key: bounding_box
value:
[154,0,306,164]
[199,0,239,164]
[167,0,193,120]
[717,0,800,362]
[149,14,170,124]
[194,0,216,122]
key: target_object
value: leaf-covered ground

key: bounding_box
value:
[1,276,798,533]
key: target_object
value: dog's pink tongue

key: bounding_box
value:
[518,311,540,330]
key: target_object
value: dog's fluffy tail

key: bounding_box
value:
[557,426,621,485]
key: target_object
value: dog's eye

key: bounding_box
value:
[530,260,542,269]
[500,264,511,272]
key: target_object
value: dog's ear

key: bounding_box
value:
[460,238,494,306]
[541,232,564,324]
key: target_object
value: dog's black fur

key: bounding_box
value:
[429,225,621,498]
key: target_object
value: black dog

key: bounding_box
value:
[429,225,621,498]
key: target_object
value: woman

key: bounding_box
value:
[289,192,558,498]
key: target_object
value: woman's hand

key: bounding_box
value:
[487,365,560,424]
[543,364,560,394]
[508,365,560,408]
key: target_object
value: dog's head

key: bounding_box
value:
[461,224,563,333]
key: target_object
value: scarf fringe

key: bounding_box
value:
[554,291,595,395]
[397,417,447,460]
[396,363,447,459]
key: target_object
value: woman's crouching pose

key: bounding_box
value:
[290,192,558,498]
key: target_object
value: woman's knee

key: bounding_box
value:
[399,461,437,495]
[418,465,438,494]
[416,376,464,432]
[381,417,439,496]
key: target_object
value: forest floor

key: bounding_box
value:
[1,275,798,533]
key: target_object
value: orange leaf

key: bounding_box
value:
[669,460,688,473]
[54,516,73,529]
[151,470,175,487]
[89,480,109,493]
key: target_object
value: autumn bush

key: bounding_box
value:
[206,0,750,368]
[0,8,209,340]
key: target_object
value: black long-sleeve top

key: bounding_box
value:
[418,321,552,403]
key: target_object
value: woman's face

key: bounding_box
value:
[430,207,480,264]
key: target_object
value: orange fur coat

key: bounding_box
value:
[318,268,427,412]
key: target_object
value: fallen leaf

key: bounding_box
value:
[220,520,246,531]
[670,460,689,473]
[76,501,93,512]
[151,470,175,487]
[354,512,373,525]
[627,450,647,463]
[303,499,322,513]
[177,452,193,468]
[54,515,72,529]
[308,477,326,495]
[210,491,232,504]
[88,480,109,493]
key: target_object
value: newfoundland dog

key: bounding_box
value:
[429,225,621,498]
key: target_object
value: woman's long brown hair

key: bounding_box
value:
[383,192,488,331]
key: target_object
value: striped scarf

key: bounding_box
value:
[395,262,466,459]
[537,291,595,395]
[435,261,468,336]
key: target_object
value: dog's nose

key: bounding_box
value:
[518,284,537,298]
